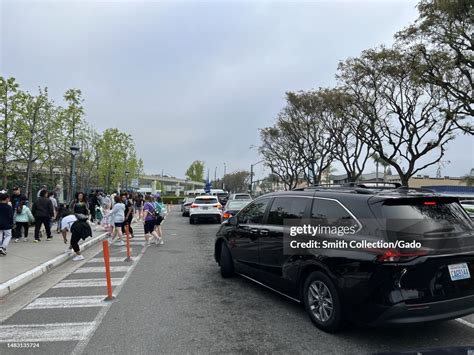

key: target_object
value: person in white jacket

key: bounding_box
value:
[107,195,125,246]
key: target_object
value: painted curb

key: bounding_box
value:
[0,232,109,298]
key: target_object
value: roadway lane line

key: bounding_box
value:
[0,322,96,343]
[456,318,474,329]
[52,278,123,288]
[25,296,107,310]
[74,266,131,273]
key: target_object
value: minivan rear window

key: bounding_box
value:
[381,198,473,236]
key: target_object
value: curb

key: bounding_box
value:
[0,232,109,298]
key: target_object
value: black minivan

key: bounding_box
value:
[214,186,474,332]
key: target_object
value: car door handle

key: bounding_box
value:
[259,229,269,236]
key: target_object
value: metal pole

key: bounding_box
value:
[250,164,253,194]
[71,154,76,202]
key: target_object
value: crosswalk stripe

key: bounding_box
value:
[87,257,130,263]
[52,278,123,288]
[0,322,96,343]
[74,266,130,273]
[25,296,107,310]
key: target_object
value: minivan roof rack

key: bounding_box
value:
[292,183,437,195]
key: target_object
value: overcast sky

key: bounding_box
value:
[1,0,472,181]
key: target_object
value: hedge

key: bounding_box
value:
[162,196,185,204]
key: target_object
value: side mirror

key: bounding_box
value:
[228,216,238,226]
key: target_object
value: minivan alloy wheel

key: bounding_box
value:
[308,281,333,322]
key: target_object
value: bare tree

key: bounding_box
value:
[259,126,305,190]
[338,47,460,186]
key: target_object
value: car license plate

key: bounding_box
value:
[448,263,471,281]
[202,206,208,210]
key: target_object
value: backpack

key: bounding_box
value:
[71,219,92,241]
[145,202,158,219]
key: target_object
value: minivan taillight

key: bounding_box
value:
[376,249,427,262]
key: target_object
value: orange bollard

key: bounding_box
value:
[102,240,115,301]
[124,224,132,262]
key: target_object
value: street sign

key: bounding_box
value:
[131,179,139,188]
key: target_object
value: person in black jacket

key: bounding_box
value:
[10,186,27,241]
[0,193,14,255]
[60,212,92,261]
[32,189,54,242]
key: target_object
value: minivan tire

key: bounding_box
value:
[303,271,343,332]
[220,243,234,278]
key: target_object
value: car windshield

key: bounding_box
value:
[194,198,218,204]
[226,201,248,210]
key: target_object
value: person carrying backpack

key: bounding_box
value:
[153,194,166,244]
[143,195,160,245]
[60,212,92,261]
[14,204,34,242]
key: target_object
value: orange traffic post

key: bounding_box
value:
[102,240,115,301]
[124,224,132,262]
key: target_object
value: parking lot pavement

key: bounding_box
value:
[0,223,107,285]
[1,213,474,354]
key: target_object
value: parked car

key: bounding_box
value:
[189,195,223,224]
[181,197,195,217]
[214,186,474,332]
[222,200,250,221]
[228,193,252,201]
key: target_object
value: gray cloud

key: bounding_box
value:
[2,0,471,180]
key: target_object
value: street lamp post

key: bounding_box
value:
[125,170,130,192]
[70,145,80,202]
[250,160,264,194]
[223,162,226,191]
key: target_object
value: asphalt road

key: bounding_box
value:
[2,210,474,354]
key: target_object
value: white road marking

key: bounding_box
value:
[74,266,131,273]
[456,318,474,329]
[25,296,107,310]
[0,322,96,343]
[52,278,123,288]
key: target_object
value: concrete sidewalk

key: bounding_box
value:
[0,222,110,297]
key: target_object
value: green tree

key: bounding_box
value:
[15,88,50,199]
[97,128,141,193]
[222,170,251,193]
[185,160,205,182]
[0,77,22,188]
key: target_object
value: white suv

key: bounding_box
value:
[189,196,223,224]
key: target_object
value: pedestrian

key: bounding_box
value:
[10,186,27,241]
[134,193,144,221]
[89,191,99,224]
[154,194,166,244]
[121,192,134,238]
[143,194,160,245]
[48,191,58,230]
[60,212,92,261]
[31,189,54,242]
[0,193,14,255]
[70,192,90,217]
[56,203,69,233]
[107,195,125,246]
[14,203,34,242]
[37,185,48,198]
